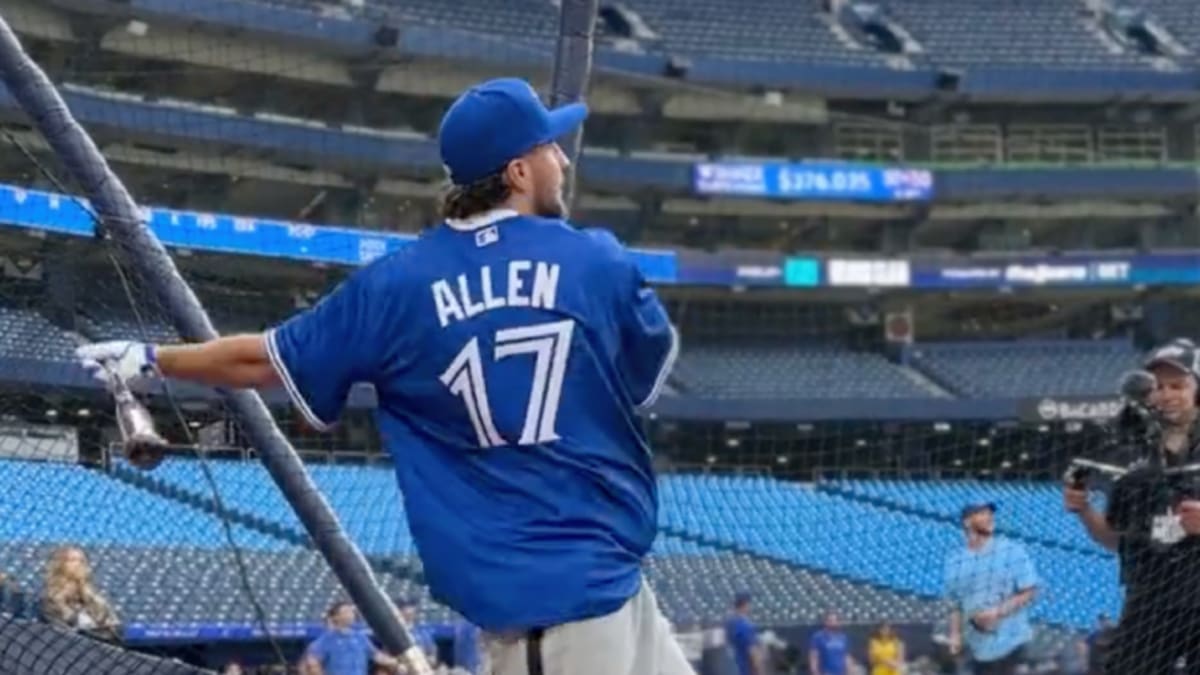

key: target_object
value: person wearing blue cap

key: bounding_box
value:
[943,502,1038,675]
[73,77,689,675]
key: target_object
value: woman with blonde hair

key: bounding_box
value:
[40,546,120,642]
[868,621,906,675]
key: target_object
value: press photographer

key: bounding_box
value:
[1063,338,1200,675]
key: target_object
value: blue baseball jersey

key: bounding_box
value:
[808,629,849,675]
[305,628,375,675]
[944,537,1038,662]
[267,210,677,631]
[724,614,758,675]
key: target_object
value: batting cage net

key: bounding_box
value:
[0,1,1191,674]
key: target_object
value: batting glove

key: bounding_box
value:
[75,340,158,385]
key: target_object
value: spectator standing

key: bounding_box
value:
[396,597,437,663]
[725,592,763,675]
[302,601,397,675]
[451,615,481,674]
[39,546,120,643]
[809,611,852,675]
[868,621,905,675]
[944,502,1039,675]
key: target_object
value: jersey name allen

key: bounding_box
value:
[432,260,561,328]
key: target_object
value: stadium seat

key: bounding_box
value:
[907,340,1140,398]
[659,474,1123,629]
[677,342,932,399]
[0,307,76,361]
[885,0,1149,69]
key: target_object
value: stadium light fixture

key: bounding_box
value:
[76,408,90,418]
[776,455,789,465]
[933,422,951,433]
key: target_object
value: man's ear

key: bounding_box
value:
[504,158,529,192]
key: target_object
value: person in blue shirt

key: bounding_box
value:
[395,597,436,660]
[303,601,396,675]
[451,615,482,674]
[808,611,851,675]
[76,76,691,675]
[724,593,761,675]
[944,502,1039,675]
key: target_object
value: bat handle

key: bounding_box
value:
[106,365,169,470]
[401,646,435,675]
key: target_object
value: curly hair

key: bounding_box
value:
[439,171,511,221]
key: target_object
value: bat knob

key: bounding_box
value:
[124,434,168,470]
[114,385,168,471]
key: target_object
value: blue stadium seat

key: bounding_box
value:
[677,343,932,399]
[1139,0,1200,53]
[908,340,1139,398]
[0,307,76,361]
[659,474,1122,629]
[825,479,1108,553]
[0,459,280,550]
[146,459,414,556]
[885,0,1148,70]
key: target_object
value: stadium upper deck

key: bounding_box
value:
[8,0,1200,220]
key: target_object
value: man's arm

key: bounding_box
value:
[808,646,819,675]
[1001,586,1037,616]
[948,609,962,655]
[750,644,766,675]
[588,229,678,409]
[300,653,325,675]
[155,335,278,389]
[78,266,396,431]
[372,648,400,670]
[1064,485,1120,551]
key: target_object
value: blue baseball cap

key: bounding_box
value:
[438,77,589,186]
[960,501,997,521]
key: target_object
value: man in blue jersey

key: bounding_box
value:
[724,593,761,675]
[808,611,851,675]
[945,502,1038,675]
[303,601,398,675]
[450,614,482,674]
[75,77,692,675]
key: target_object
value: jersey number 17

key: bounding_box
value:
[439,319,575,448]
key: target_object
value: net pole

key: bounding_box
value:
[549,0,599,211]
[0,14,423,663]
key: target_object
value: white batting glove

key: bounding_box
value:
[75,340,158,385]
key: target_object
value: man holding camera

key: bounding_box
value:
[1064,338,1200,674]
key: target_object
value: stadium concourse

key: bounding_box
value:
[0,0,1199,673]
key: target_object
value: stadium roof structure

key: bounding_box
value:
[4,0,1200,208]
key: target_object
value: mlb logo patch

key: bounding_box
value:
[476,226,499,247]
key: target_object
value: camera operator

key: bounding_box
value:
[1063,338,1200,675]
